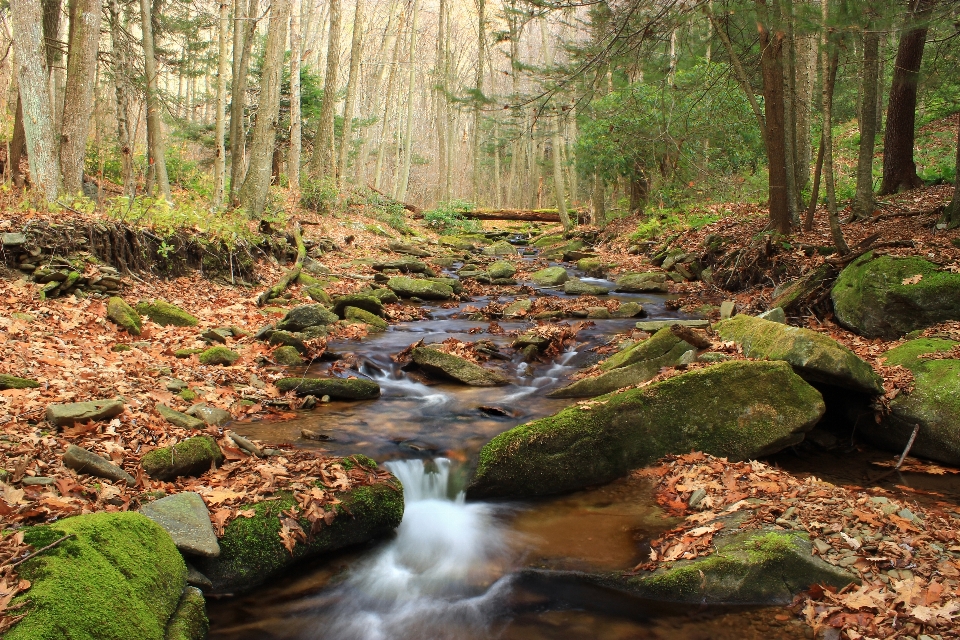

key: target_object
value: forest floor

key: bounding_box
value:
[1,182,960,637]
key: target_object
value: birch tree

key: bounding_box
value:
[288,0,303,190]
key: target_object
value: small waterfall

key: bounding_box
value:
[316,459,515,640]
[363,362,452,410]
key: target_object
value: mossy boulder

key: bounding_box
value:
[0,374,40,390]
[136,300,198,327]
[411,347,509,386]
[7,512,188,640]
[482,240,518,257]
[866,338,960,465]
[332,294,384,318]
[368,287,400,304]
[344,306,389,332]
[106,297,141,335]
[141,436,224,481]
[198,346,239,366]
[533,233,565,248]
[714,314,883,394]
[387,276,454,300]
[548,328,695,398]
[531,266,569,287]
[563,279,610,296]
[831,252,960,338]
[615,272,669,293]
[268,330,308,354]
[611,302,645,318]
[502,298,532,318]
[174,348,205,359]
[468,360,825,499]
[539,239,585,260]
[576,257,605,277]
[273,345,304,365]
[276,304,339,331]
[163,587,208,640]
[156,404,205,430]
[488,260,517,279]
[275,376,381,400]
[439,235,476,250]
[305,286,333,304]
[192,479,404,593]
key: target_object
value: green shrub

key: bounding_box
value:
[423,200,481,233]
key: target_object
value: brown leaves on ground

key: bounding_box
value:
[0,530,32,634]
[635,453,960,638]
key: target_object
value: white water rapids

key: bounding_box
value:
[314,459,517,640]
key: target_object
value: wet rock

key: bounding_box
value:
[0,374,40,390]
[305,286,333,304]
[513,333,550,351]
[426,277,463,294]
[157,404,205,430]
[576,257,605,277]
[387,276,454,300]
[106,297,142,335]
[611,302,644,318]
[635,319,709,332]
[186,404,233,427]
[268,330,308,354]
[387,240,432,257]
[273,345,304,365]
[136,299,199,327]
[277,304,340,330]
[2,232,26,247]
[614,272,669,293]
[141,436,224,481]
[563,279,610,296]
[503,298,532,318]
[714,314,883,394]
[411,347,509,386]
[140,492,220,558]
[46,398,125,426]
[164,586,209,640]
[275,376,381,400]
[531,266,569,287]
[488,261,517,279]
[368,288,400,304]
[831,251,960,338]
[63,444,136,485]
[372,259,429,273]
[198,346,239,366]
[482,240,518,257]
[469,360,825,498]
[586,307,611,319]
[344,306,389,331]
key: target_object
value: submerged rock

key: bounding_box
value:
[831,252,960,338]
[275,376,381,400]
[141,436,224,481]
[469,360,824,499]
[411,347,509,386]
[136,299,198,327]
[387,276,455,300]
[714,314,883,394]
[140,492,221,558]
[615,272,669,293]
[531,266,569,287]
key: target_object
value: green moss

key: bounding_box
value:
[341,454,379,471]
[163,587,208,640]
[198,346,239,366]
[111,344,132,352]
[600,328,688,371]
[0,374,41,390]
[179,389,197,402]
[141,435,224,481]
[106,297,142,335]
[882,337,958,368]
[8,512,186,640]
[344,306,389,331]
[174,348,205,358]
[532,233,565,248]
[135,300,199,327]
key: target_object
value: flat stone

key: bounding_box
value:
[274,377,381,400]
[563,279,610,296]
[615,272,669,293]
[635,319,710,332]
[63,444,135,485]
[165,379,188,392]
[720,300,736,320]
[611,302,644,318]
[531,266,569,287]
[2,232,26,247]
[757,307,787,323]
[46,399,125,427]
[140,492,220,557]
[503,298,532,317]
[185,404,233,426]
[20,476,56,486]
[157,404,205,430]
[412,347,508,386]
[488,261,517,279]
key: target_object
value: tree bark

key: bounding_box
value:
[213,0,230,208]
[472,0,486,204]
[238,0,290,216]
[11,0,61,201]
[794,8,817,192]
[879,0,931,195]
[852,23,880,220]
[756,0,791,235]
[229,0,259,199]
[11,97,28,187]
[310,0,341,177]
[288,0,302,191]
[396,0,419,202]
[591,172,605,227]
[140,0,172,201]
[336,0,364,186]
[373,8,404,190]
[820,1,849,255]
[779,0,800,221]
[108,0,136,197]
[945,115,960,228]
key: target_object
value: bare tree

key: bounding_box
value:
[310,0,341,177]
[108,0,136,197]
[288,0,303,190]
[140,0,171,201]
[396,0,420,201]
[230,0,259,198]
[338,0,366,185]
[851,15,880,220]
[819,0,849,254]
[756,0,791,234]
[213,0,230,208]
[60,0,101,195]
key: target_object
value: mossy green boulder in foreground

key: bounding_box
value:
[714,314,883,394]
[831,252,960,338]
[136,299,199,327]
[867,338,960,466]
[548,327,695,398]
[7,512,201,640]
[193,480,404,593]
[468,360,825,499]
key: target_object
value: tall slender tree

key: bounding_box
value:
[140,0,172,201]
[820,0,849,254]
[288,0,303,190]
[229,0,260,199]
[396,0,420,201]
[472,0,487,203]
[310,0,341,176]
[338,0,366,185]
[851,14,880,220]
[108,0,136,197]
[60,0,101,195]
[756,0,791,234]
[945,116,960,228]
[213,0,230,208]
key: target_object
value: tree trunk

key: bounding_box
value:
[794,7,817,192]
[396,0,419,202]
[879,0,931,195]
[11,97,28,187]
[803,48,838,232]
[11,0,61,201]
[852,23,880,220]
[472,0,486,204]
[310,0,341,177]
[337,0,365,185]
[212,0,230,207]
[373,8,404,190]
[820,1,849,254]
[229,0,259,199]
[288,0,302,190]
[779,0,800,220]
[591,172,605,226]
[945,115,960,228]
[756,0,791,234]
[435,0,448,203]
[706,3,767,141]
[356,0,400,183]
[108,0,136,197]
[140,0,171,201]
[238,0,290,216]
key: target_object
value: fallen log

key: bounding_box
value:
[460,208,588,223]
[365,185,422,215]
[256,224,305,306]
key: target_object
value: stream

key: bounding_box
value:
[209,258,956,639]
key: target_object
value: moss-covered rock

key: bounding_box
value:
[427,277,463,294]
[438,235,476,250]
[468,360,824,499]
[482,240,518,257]
[563,279,610,296]
[865,338,960,466]
[831,252,960,338]
[106,297,142,335]
[530,266,569,287]
[268,330,308,354]
[141,436,224,481]
[548,328,695,398]
[156,404,205,430]
[0,374,40,390]
[614,272,669,293]
[174,348,205,359]
[273,345,303,365]
[576,257,605,277]
[488,260,517,279]
[502,298,532,318]
[611,302,645,318]
[275,376,381,400]
[136,300,198,327]
[714,314,883,394]
[532,233,565,248]
[198,346,239,366]
[163,587,208,640]
[368,287,400,304]
[387,276,454,300]
[276,304,339,331]
[332,294,384,318]
[7,512,187,640]
[411,347,509,386]
[305,286,333,304]
[344,306,389,331]
[192,480,404,593]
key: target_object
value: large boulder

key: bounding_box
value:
[275,376,381,400]
[468,360,825,499]
[276,304,339,331]
[615,272,669,293]
[344,306,389,331]
[563,278,610,296]
[7,512,191,640]
[865,338,960,465]
[831,252,960,338]
[482,240,518,257]
[332,294,385,318]
[140,492,221,558]
[548,328,695,398]
[46,398,125,426]
[136,299,198,327]
[531,266,569,287]
[387,276,454,300]
[487,260,517,279]
[141,436,224,481]
[411,347,509,386]
[714,314,883,394]
[106,297,141,335]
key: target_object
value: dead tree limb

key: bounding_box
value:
[256,224,305,306]
[365,185,422,215]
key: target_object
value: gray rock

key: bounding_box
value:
[186,404,233,426]
[273,345,304,365]
[20,476,56,486]
[530,266,569,287]
[2,232,26,247]
[720,300,736,320]
[757,307,787,323]
[372,259,429,273]
[185,563,214,590]
[141,435,224,480]
[586,307,611,319]
[488,261,517,279]
[276,304,339,331]
[140,492,220,558]
[563,279,610,296]
[269,330,308,354]
[615,272,669,293]
[63,444,135,485]
[387,276,454,300]
[611,302,645,318]
[482,240,518,256]
[635,319,709,332]
[412,347,509,386]
[502,298,532,318]
[332,294,386,318]
[166,378,188,392]
[157,404,205,430]
[46,398,125,427]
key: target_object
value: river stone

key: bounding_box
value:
[427,277,463,294]
[2,232,26,247]
[185,404,233,426]
[140,492,220,558]
[276,304,339,331]
[531,266,569,287]
[468,360,825,499]
[141,436,224,481]
[387,240,432,257]
[503,298,532,318]
[387,276,454,300]
[577,257,605,277]
[586,307,611,319]
[635,319,709,332]
[611,302,644,318]
[156,404,205,430]
[488,261,517,279]
[549,328,696,398]
[0,374,40,390]
[615,272,669,293]
[831,251,960,338]
[368,287,400,304]
[275,377,381,400]
[164,586,209,640]
[198,346,239,366]
[482,240,518,257]
[63,444,136,485]
[46,398,125,426]
[411,347,509,386]
[106,297,142,335]
[136,299,198,327]
[714,314,883,394]
[7,512,187,640]
[372,259,429,273]
[345,306,389,331]
[863,339,960,466]
[273,345,303,365]
[305,286,333,304]
[563,279,610,296]
[268,330,308,354]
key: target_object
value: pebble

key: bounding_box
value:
[21,476,56,486]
